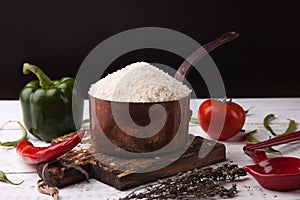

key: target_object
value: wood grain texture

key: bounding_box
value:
[36,132,225,190]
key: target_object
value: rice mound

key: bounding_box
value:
[88,62,191,102]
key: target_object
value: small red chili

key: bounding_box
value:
[16,129,85,165]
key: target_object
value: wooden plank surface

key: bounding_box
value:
[1,99,300,200]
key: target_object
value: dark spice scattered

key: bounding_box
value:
[120,163,247,199]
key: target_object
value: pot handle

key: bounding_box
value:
[174,32,239,82]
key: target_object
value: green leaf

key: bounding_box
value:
[264,147,281,154]
[190,118,199,124]
[246,129,259,143]
[282,119,296,135]
[263,114,277,136]
[0,171,23,185]
[246,129,280,154]
[82,119,90,125]
[0,120,27,147]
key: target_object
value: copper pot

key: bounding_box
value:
[89,32,239,156]
[89,95,190,155]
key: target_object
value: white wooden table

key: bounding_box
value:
[0,98,300,200]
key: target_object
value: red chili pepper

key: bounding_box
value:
[16,129,85,165]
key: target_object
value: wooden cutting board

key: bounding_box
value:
[36,131,226,190]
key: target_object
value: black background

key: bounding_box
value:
[1,1,300,99]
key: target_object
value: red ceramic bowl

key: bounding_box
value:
[89,95,191,156]
[244,150,300,191]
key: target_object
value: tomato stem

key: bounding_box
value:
[222,96,232,104]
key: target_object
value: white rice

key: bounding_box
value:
[88,62,191,102]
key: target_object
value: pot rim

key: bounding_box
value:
[88,94,191,104]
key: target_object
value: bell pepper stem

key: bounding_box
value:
[23,63,54,89]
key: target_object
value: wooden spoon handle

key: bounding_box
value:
[174,31,239,82]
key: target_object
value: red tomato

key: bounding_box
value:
[198,99,246,141]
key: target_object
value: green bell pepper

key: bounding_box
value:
[19,63,84,142]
